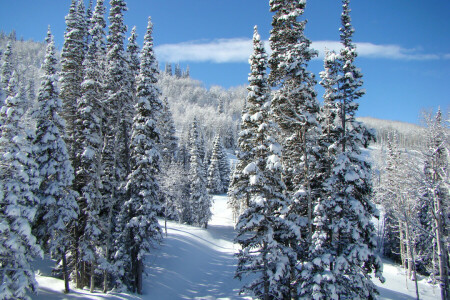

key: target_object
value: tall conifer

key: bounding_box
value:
[33,28,79,294]
[235,26,294,299]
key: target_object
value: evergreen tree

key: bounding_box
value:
[207,135,224,194]
[269,1,322,295]
[164,62,172,76]
[235,26,294,299]
[228,102,252,223]
[0,41,13,100]
[0,74,43,299]
[115,18,162,294]
[101,0,132,291]
[188,118,212,228]
[127,25,140,98]
[60,0,87,164]
[304,1,383,298]
[158,97,178,163]
[217,136,230,192]
[33,28,79,294]
[174,63,182,78]
[75,0,107,292]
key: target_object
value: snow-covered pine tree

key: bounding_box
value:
[174,63,182,78]
[60,0,87,165]
[158,97,178,164]
[164,62,172,76]
[60,2,89,286]
[228,101,252,222]
[217,135,230,192]
[33,28,79,294]
[127,25,140,99]
[235,26,294,299]
[268,1,322,295]
[115,17,162,294]
[304,1,383,298]
[101,0,132,291]
[0,41,13,101]
[75,0,107,292]
[188,118,212,228]
[207,135,224,194]
[0,74,43,300]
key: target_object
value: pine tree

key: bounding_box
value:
[115,18,162,294]
[127,25,140,98]
[33,28,79,294]
[158,97,178,164]
[0,41,13,101]
[235,26,294,299]
[207,135,224,194]
[173,63,181,78]
[304,1,383,298]
[228,101,252,222]
[0,74,43,299]
[188,118,212,227]
[60,0,87,164]
[101,0,132,291]
[75,0,107,292]
[217,136,230,192]
[164,62,172,76]
[268,1,322,295]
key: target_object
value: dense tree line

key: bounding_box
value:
[0,0,230,297]
[0,0,448,299]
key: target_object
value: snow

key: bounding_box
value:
[32,195,440,300]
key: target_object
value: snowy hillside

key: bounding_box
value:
[32,194,440,300]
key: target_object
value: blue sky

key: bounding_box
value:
[1,0,449,124]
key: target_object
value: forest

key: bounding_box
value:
[0,0,448,299]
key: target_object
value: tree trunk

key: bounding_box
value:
[137,259,143,295]
[263,241,269,300]
[405,221,420,299]
[62,248,70,294]
[90,262,95,293]
[435,194,449,300]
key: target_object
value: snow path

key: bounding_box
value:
[144,195,250,299]
[32,193,440,299]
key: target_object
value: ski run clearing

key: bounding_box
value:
[32,195,440,300]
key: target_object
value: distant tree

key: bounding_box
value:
[33,28,79,294]
[174,63,182,78]
[158,97,178,163]
[217,136,230,191]
[183,65,190,78]
[235,26,294,299]
[164,62,172,76]
[188,118,212,227]
[207,135,224,194]
[0,41,13,101]
[0,74,43,299]
[115,18,162,294]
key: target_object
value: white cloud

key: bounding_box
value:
[155,38,445,63]
[155,38,253,63]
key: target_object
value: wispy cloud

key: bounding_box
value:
[155,38,447,63]
[155,38,253,63]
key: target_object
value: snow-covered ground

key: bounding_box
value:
[32,194,440,299]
